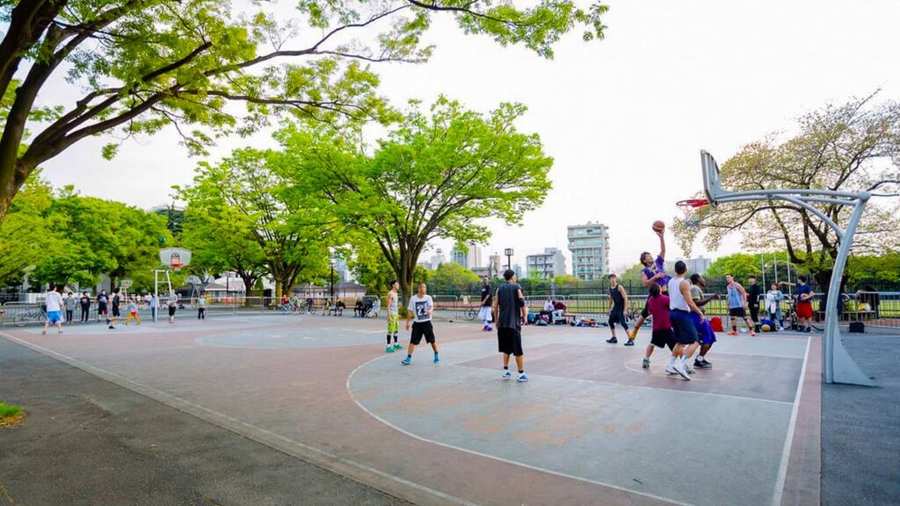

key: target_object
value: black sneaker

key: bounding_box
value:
[606,337,618,344]
[694,358,711,369]
[623,339,635,347]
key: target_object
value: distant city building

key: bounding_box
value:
[526,248,567,280]
[451,242,482,269]
[423,248,446,270]
[665,256,712,275]
[567,222,610,281]
[332,256,352,282]
[488,253,502,277]
[513,264,523,279]
[471,266,492,279]
[450,246,468,268]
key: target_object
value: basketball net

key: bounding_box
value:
[676,198,709,228]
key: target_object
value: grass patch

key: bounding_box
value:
[0,401,25,428]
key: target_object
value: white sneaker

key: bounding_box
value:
[501,370,512,380]
[684,360,695,374]
[516,372,529,383]
[665,365,678,375]
[674,362,691,381]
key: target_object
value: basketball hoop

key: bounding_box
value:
[676,198,709,228]
[159,247,191,272]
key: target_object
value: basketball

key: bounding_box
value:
[652,220,665,232]
[761,324,771,332]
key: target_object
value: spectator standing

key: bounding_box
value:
[79,291,91,322]
[42,284,65,335]
[64,291,76,324]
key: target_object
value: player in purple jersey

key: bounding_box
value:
[626,228,668,343]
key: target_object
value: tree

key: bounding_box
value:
[705,253,764,281]
[0,174,57,285]
[0,176,172,289]
[179,148,331,298]
[280,97,553,301]
[429,262,479,293]
[0,0,608,221]
[551,274,579,287]
[675,94,900,289]
[181,203,268,296]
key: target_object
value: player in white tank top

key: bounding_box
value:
[668,276,691,311]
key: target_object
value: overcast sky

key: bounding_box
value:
[36,0,900,273]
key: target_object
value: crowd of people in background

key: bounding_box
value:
[38,284,187,330]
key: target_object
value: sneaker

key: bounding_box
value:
[626,329,637,340]
[485,325,492,331]
[401,356,412,366]
[501,370,512,380]
[385,345,394,353]
[606,337,618,344]
[624,339,635,347]
[665,364,678,375]
[392,343,402,351]
[642,358,650,369]
[108,325,115,330]
[433,354,440,364]
[674,362,691,381]
[685,361,695,374]
[694,358,711,369]
[727,331,737,336]
[749,331,757,336]
[516,372,529,383]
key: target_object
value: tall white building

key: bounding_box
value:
[526,248,567,280]
[666,256,712,275]
[487,253,502,277]
[425,248,446,270]
[567,222,610,281]
[451,242,482,269]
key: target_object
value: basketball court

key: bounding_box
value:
[0,313,821,506]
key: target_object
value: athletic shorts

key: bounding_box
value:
[387,313,399,334]
[728,307,746,318]
[168,305,177,317]
[112,306,121,317]
[98,305,108,315]
[670,309,698,345]
[410,321,436,345]
[608,309,627,327]
[497,327,524,356]
[690,312,717,346]
[651,328,675,349]
[478,306,493,322]
[47,310,62,324]
[796,302,813,319]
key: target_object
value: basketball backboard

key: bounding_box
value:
[159,247,191,271]
[700,150,724,206]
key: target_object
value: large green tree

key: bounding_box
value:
[429,261,479,293]
[280,97,553,301]
[179,147,331,297]
[180,204,268,295]
[0,0,607,220]
[0,176,171,288]
[675,94,900,288]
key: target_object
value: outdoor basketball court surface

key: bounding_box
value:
[0,314,821,506]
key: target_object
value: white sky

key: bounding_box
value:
[36,0,900,273]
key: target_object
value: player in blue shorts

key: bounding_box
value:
[689,274,718,369]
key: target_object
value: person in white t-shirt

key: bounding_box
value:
[401,283,439,365]
[42,284,65,335]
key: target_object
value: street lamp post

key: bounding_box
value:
[330,261,335,301]
[504,248,514,271]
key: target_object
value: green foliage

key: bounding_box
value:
[0,174,172,289]
[674,94,900,278]
[0,401,22,418]
[1,0,608,220]
[179,148,332,296]
[278,97,553,300]
[847,252,900,285]
[705,253,765,281]
[552,274,579,287]
[429,262,480,292]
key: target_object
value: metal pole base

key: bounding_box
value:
[828,328,875,386]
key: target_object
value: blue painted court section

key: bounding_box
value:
[349,333,809,506]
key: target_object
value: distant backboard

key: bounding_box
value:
[700,150,724,206]
[159,247,191,271]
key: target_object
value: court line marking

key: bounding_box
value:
[771,336,811,506]
[0,331,475,506]
[347,354,690,506]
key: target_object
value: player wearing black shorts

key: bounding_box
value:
[109,287,121,329]
[605,274,630,345]
[492,269,528,382]
[401,283,439,365]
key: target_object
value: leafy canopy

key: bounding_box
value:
[675,93,900,275]
[0,0,608,219]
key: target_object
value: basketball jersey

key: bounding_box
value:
[727,284,742,308]
[388,292,399,316]
[668,276,690,311]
